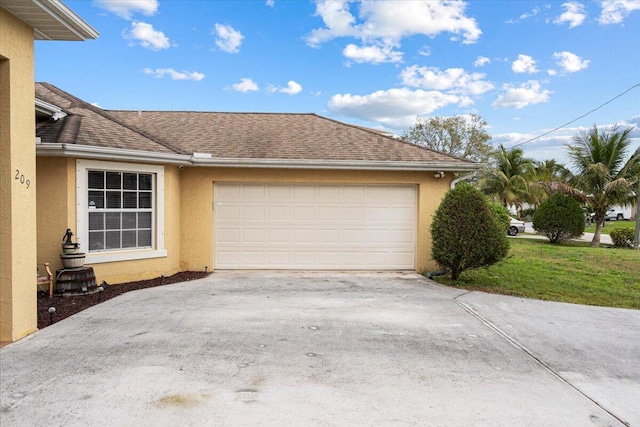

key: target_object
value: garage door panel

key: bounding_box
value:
[268,206,290,220]
[367,186,390,201]
[217,228,240,243]
[317,186,341,200]
[242,251,264,265]
[317,206,340,220]
[268,185,290,199]
[216,205,240,220]
[216,251,239,267]
[266,251,289,265]
[343,229,366,243]
[391,230,414,244]
[317,229,341,243]
[243,185,266,199]
[293,185,315,200]
[242,206,265,220]
[342,186,366,201]
[391,207,415,222]
[292,206,314,220]
[292,229,314,243]
[367,207,390,221]
[343,206,365,220]
[215,183,416,270]
[241,228,264,243]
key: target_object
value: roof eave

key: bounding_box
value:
[35,98,66,119]
[36,143,190,164]
[36,143,482,171]
[1,0,99,40]
[189,156,481,172]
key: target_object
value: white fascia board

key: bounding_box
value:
[37,144,190,164]
[36,144,480,172]
[32,0,99,40]
[190,156,481,172]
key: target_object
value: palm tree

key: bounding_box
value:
[479,145,535,216]
[563,125,640,247]
[527,159,569,206]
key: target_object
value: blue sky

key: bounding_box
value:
[35,0,640,163]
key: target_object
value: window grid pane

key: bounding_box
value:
[87,170,154,253]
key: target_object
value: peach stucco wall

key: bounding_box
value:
[0,9,37,342]
[36,159,183,285]
[36,162,451,290]
[179,167,452,273]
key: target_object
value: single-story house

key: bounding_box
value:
[35,82,479,285]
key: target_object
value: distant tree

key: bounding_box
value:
[554,125,640,247]
[479,145,535,216]
[527,159,571,206]
[431,183,510,281]
[401,114,492,163]
[532,193,586,243]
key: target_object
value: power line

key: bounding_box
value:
[510,82,640,149]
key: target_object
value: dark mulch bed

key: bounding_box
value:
[37,271,208,330]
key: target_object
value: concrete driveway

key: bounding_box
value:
[1,272,638,426]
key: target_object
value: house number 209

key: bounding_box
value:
[14,169,31,189]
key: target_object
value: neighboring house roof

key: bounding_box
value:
[35,83,478,171]
[0,0,98,40]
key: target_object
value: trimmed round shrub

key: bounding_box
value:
[610,228,634,248]
[532,193,585,243]
[488,202,510,230]
[431,183,510,281]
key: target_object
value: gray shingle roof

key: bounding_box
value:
[36,83,475,167]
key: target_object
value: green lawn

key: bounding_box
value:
[433,239,640,309]
[585,220,637,235]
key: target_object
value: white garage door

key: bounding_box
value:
[214,183,416,270]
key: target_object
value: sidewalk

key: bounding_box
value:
[518,223,612,245]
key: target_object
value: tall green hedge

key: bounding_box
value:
[431,183,509,280]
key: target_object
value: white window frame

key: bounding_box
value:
[77,159,166,264]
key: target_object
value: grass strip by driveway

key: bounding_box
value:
[585,220,636,235]
[434,239,640,309]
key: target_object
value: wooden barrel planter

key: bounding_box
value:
[55,267,98,296]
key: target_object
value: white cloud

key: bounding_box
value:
[281,80,303,95]
[506,6,541,23]
[94,0,158,19]
[343,43,403,64]
[512,54,539,74]
[266,0,274,6]
[418,46,431,57]
[474,56,491,67]
[553,51,590,72]
[400,65,494,95]
[328,87,464,129]
[599,0,640,24]
[268,80,303,95]
[213,23,244,53]
[492,80,551,109]
[547,69,558,76]
[124,22,171,51]
[231,78,259,92]
[306,0,481,49]
[554,2,587,28]
[143,68,205,81]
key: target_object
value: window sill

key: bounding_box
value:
[83,249,168,265]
